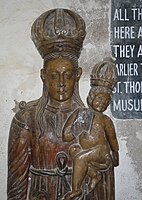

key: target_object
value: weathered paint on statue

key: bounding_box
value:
[62,58,119,200]
[7,8,119,200]
[7,8,86,200]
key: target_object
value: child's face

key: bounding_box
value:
[92,92,111,112]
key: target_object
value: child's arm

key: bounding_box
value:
[104,115,119,167]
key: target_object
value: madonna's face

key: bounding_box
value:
[42,58,79,102]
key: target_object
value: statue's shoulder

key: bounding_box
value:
[12,99,39,130]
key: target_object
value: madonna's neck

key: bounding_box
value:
[47,98,75,111]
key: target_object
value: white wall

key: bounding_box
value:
[0,1,142,199]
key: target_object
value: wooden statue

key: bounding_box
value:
[62,58,119,200]
[7,9,86,200]
[7,8,119,200]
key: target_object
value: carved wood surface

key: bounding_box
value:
[7,8,119,200]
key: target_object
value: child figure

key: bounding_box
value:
[62,58,119,200]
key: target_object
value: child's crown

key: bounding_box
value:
[90,57,117,90]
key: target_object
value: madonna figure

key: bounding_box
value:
[7,9,86,200]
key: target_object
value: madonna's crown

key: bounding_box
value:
[91,57,117,89]
[31,8,86,58]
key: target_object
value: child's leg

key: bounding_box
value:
[71,147,102,193]
[87,166,102,192]
[63,153,88,200]
[72,153,88,192]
